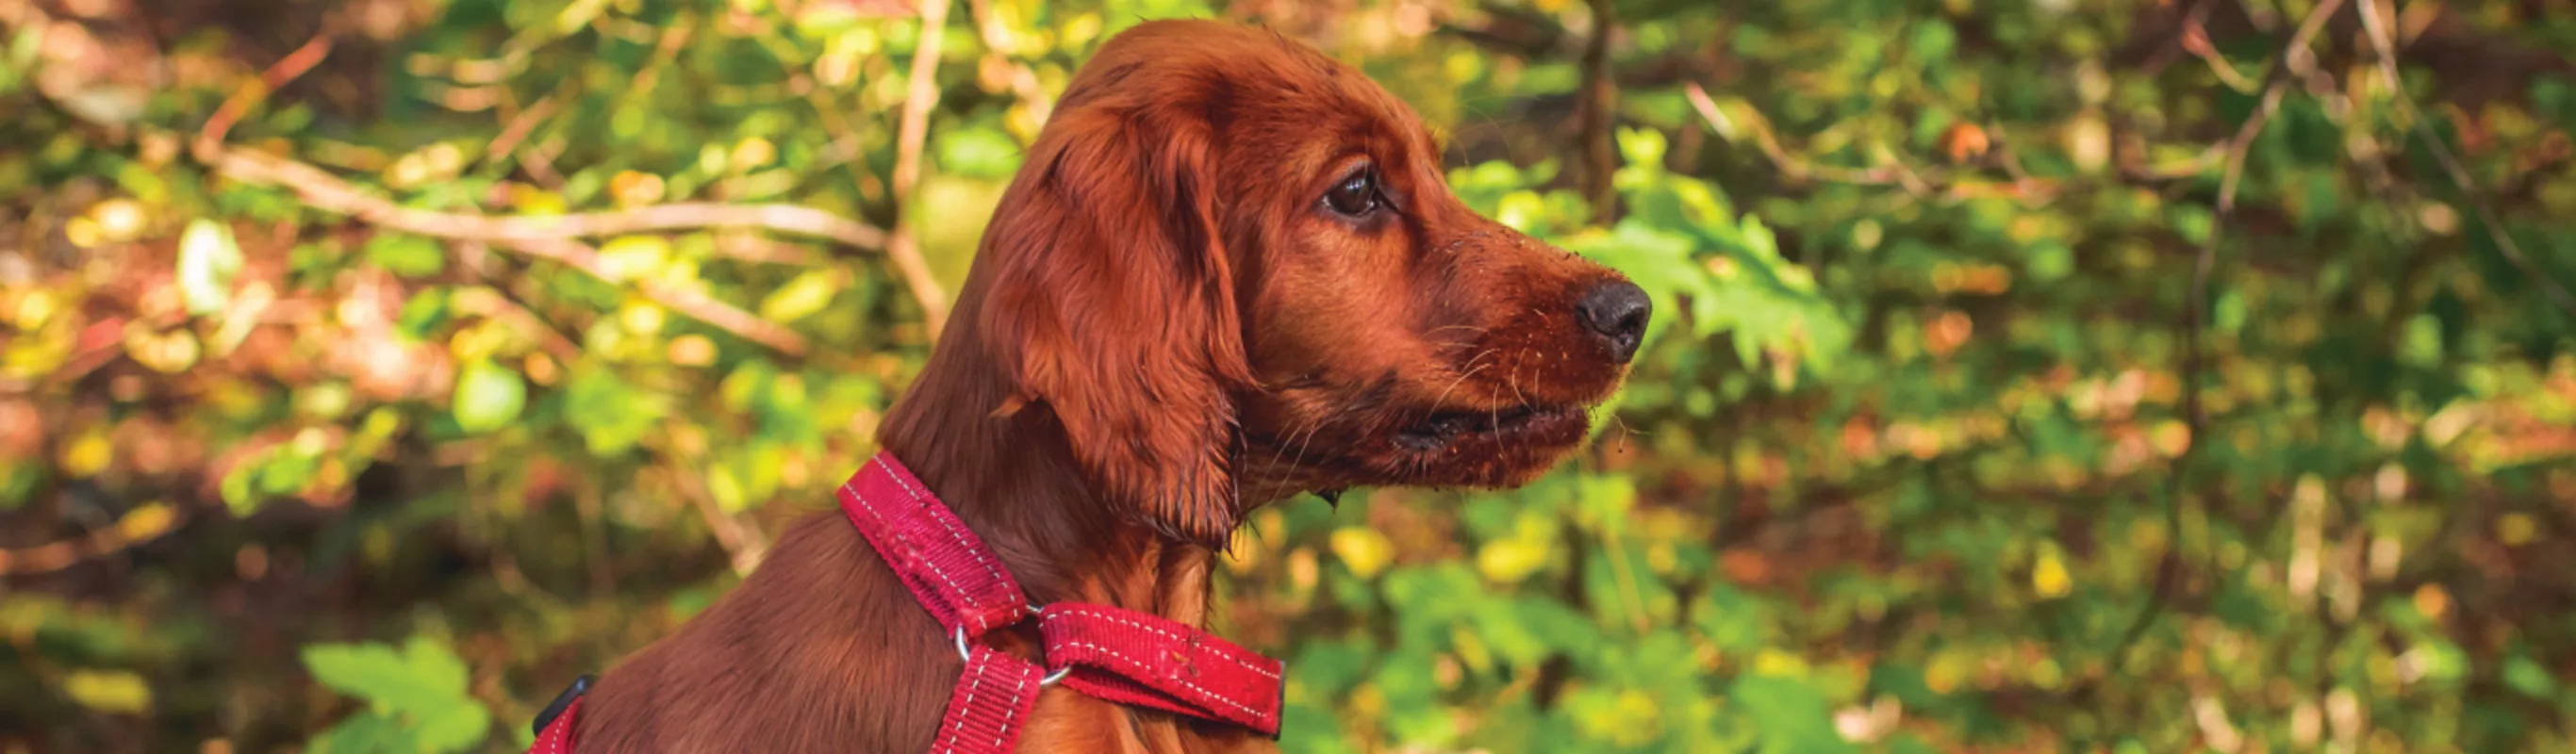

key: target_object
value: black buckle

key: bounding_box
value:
[533,674,595,737]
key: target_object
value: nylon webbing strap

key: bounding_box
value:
[1039,604,1285,737]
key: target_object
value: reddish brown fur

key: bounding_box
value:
[574,20,1641,753]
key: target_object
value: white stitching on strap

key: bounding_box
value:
[1043,607,1282,680]
[875,455,1015,632]
[940,648,990,754]
[1053,639,1271,723]
[843,480,982,634]
[996,659,1031,749]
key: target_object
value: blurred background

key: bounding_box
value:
[2,0,2573,751]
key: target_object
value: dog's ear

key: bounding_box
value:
[975,85,1254,550]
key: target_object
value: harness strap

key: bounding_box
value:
[527,450,1287,753]
[836,452,1032,637]
[529,697,580,754]
[930,645,1047,754]
[1040,605,1284,737]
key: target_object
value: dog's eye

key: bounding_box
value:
[1323,170,1380,216]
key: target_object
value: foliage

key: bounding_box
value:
[301,637,496,753]
[2,0,2574,751]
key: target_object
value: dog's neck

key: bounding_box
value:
[873,338,1224,628]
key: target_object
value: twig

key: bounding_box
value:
[882,0,958,339]
[2354,0,2576,319]
[196,26,339,156]
[967,0,1053,127]
[202,146,813,354]
[2110,0,2349,674]
[653,435,767,575]
[1684,83,2219,202]
[208,148,886,248]
[2180,16,2263,93]
[485,96,559,166]
[1575,0,1618,222]
[0,502,187,576]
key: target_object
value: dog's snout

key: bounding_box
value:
[1576,280,1651,364]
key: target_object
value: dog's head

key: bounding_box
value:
[966,20,1647,549]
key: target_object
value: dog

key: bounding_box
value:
[558,19,1650,753]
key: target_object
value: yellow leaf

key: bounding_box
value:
[619,301,668,336]
[1751,648,1809,678]
[759,270,846,324]
[1328,528,1394,580]
[2498,514,2537,547]
[668,335,718,367]
[508,184,567,216]
[89,199,148,241]
[116,503,175,540]
[598,236,671,282]
[60,431,113,477]
[63,669,151,713]
[1476,538,1549,584]
[2033,545,2073,599]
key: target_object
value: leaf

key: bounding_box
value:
[302,643,451,713]
[178,219,243,316]
[596,236,670,282]
[1693,584,1780,655]
[412,701,492,753]
[62,669,151,713]
[1329,528,1395,580]
[1730,675,1855,754]
[759,269,846,324]
[2503,653,2557,697]
[935,125,1025,179]
[451,359,526,434]
[311,711,413,754]
[400,635,471,697]
[564,369,669,455]
[363,233,447,278]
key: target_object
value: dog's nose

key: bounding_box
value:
[1575,280,1651,364]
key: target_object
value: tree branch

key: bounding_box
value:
[882,0,958,340]
[0,502,186,576]
[2111,0,2349,674]
[2353,0,2576,320]
[1683,83,2225,202]
[201,145,814,355]
[195,26,339,156]
[1575,0,1617,222]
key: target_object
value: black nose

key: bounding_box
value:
[1576,280,1651,364]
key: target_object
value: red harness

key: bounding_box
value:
[528,451,1286,753]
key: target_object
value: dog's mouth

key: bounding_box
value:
[1392,403,1590,451]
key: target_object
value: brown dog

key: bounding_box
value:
[568,19,1649,753]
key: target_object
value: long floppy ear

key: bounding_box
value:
[976,95,1254,549]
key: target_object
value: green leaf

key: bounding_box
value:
[564,368,669,455]
[412,701,492,753]
[759,269,845,324]
[1693,584,1780,655]
[451,359,526,434]
[178,219,243,316]
[311,711,413,754]
[363,233,447,278]
[400,634,470,697]
[1730,675,1854,754]
[935,126,1025,180]
[302,643,450,713]
[2503,653,2557,697]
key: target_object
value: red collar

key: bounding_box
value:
[530,451,1286,753]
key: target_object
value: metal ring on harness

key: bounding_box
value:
[957,623,1071,686]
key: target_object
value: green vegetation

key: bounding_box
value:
[3,0,2572,751]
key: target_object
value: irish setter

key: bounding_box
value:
[567,19,1650,753]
